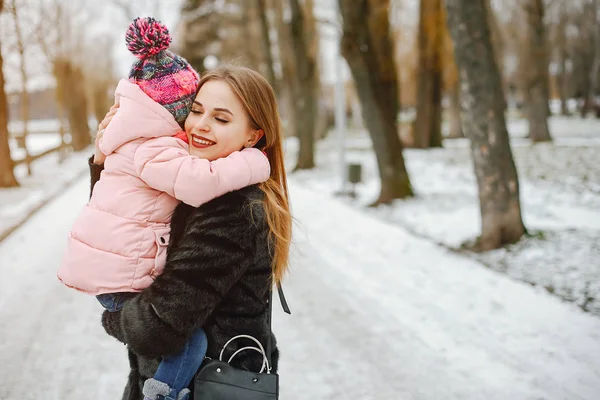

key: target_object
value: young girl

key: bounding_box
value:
[58,18,270,400]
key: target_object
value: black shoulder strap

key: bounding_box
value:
[276,282,291,314]
[267,282,291,370]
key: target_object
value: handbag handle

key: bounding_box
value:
[219,334,271,374]
[227,346,267,373]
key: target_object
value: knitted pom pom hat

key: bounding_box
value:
[126,17,199,127]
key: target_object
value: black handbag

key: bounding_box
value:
[193,284,290,400]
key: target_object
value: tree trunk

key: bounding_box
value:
[11,0,31,176]
[273,0,297,137]
[414,0,443,148]
[569,0,596,118]
[0,0,19,188]
[555,6,571,117]
[446,0,526,250]
[179,0,217,75]
[556,50,570,116]
[587,0,600,118]
[256,0,277,91]
[289,0,318,170]
[18,60,31,177]
[241,0,260,69]
[447,83,464,138]
[524,0,552,142]
[91,83,112,126]
[56,60,91,152]
[69,66,91,151]
[483,0,508,107]
[339,0,413,203]
[0,90,18,188]
[484,0,504,77]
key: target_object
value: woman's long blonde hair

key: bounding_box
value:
[198,65,292,283]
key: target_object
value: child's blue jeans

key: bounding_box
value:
[97,293,207,396]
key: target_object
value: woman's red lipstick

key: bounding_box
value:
[190,134,216,149]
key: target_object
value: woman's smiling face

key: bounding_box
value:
[184,80,260,161]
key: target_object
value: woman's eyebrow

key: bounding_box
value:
[193,102,233,116]
[214,108,233,116]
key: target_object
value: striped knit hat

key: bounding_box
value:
[126,17,199,127]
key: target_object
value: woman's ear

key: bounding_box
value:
[245,129,265,148]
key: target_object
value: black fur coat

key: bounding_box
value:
[89,158,278,400]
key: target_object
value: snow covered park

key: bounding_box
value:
[0,116,600,399]
[290,116,600,316]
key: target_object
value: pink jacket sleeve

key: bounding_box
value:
[133,137,270,207]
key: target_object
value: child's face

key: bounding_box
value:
[184,80,260,161]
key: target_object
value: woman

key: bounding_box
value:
[91,65,292,399]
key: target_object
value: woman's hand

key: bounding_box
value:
[93,101,120,165]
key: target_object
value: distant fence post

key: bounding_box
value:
[58,119,68,163]
[15,130,32,175]
[24,127,31,176]
[10,120,71,168]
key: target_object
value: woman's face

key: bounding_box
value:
[184,80,260,161]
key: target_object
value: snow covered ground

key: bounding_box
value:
[0,145,90,242]
[1,172,600,399]
[1,115,599,398]
[0,124,89,242]
[288,115,600,316]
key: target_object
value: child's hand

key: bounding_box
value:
[94,101,119,165]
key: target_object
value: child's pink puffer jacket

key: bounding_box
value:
[58,79,270,295]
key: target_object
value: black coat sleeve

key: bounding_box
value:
[102,193,262,358]
[88,155,103,199]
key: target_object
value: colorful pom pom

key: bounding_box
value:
[125,17,172,60]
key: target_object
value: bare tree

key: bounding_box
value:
[273,0,298,137]
[180,0,220,74]
[485,0,505,77]
[523,0,552,142]
[570,1,597,117]
[36,0,92,152]
[414,0,443,148]
[446,0,526,250]
[257,0,277,89]
[238,0,262,68]
[180,0,266,73]
[61,61,91,151]
[441,6,463,138]
[550,0,572,116]
[8,0,31,175]
[289,0,318,170]
[338,0,413,203]
[85,36,116,125]
[0,0,19,187]
[587,0,600,116]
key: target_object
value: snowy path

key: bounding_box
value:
[0,179,129,400]
[1,177,600,399]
